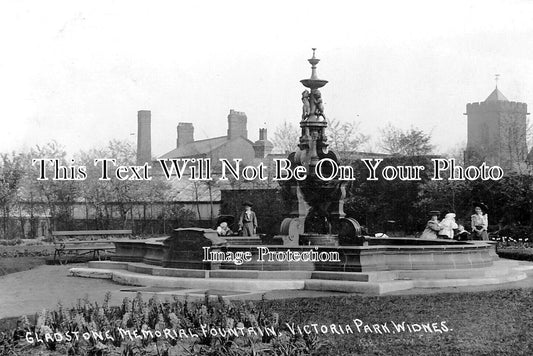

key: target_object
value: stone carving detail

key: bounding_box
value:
[301,90,311,120]
[311,89,325,120]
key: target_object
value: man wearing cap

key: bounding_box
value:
[420,211,442,239]
[238,201,258,236]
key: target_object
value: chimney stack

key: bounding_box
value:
[137,110,151,165]
[252,128,273,158]
[227,109,248,140]
[177,122,194,148]
[259,128,267,140]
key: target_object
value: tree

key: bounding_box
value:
[0,152,26,238]
[76,139,143,229]
[345,156,435,234]
[272,121,300,154]
[442,141,466,165]
[29,141,79,233]
[327,118,370,155]
[379,123,434,156]
[498,115,530,173]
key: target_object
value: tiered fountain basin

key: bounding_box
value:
[107,235,498,272]
[69,228,532,295]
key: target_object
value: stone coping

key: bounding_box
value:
[112,240,492,251]
[111,237,167,245]
[222,242,493,252]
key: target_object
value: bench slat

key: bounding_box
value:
[52,230,132,236]
[55,240,116,245]
[62,246,115,251]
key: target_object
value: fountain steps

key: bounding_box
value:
[69,260,531,295]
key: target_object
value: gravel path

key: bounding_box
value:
[2,261,533,319]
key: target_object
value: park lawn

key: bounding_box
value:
[263,288,533,355]
[0,256,46,276]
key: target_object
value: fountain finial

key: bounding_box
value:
[301,48,328,89]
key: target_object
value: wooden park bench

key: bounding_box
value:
[52,230,132,264]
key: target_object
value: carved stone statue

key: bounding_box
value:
[312,89,325,120]
[301,90,311,120]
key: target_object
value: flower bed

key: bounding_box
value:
[0,293,328,356]
[0,245,54,258]
[497,246,533,262]
[2,288,533,355]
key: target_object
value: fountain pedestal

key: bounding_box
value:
[279,49,353,245]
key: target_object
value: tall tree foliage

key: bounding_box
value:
[379,123,434,156]
[0,152,26,237]
[327,118,370,155]
[30,141,79,233]
[272,121,300,154]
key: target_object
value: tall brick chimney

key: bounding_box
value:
[137,110,151,165]
[177,122,194,148]
[227,109,248,140]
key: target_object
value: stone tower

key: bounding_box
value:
[465,87,529,171]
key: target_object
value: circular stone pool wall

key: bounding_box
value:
[112,236,497,273]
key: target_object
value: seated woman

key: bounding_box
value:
[471,203,489,241]
[420,211,442,239]
[216,222,233,236]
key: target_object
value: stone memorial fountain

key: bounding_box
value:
[70,50,529,295]
[278,48,361,247]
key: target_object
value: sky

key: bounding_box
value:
[1,0,533,157]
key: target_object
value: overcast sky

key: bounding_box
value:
[2,0,533,157]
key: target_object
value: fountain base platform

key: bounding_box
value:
[70,259,531,295]
[68,232,532,295]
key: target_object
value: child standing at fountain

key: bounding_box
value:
[238,201,258,236]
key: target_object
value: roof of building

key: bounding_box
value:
[485,87,509,102]
[159,136,228,159]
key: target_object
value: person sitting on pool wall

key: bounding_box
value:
[471,203,489,241]
[455,223,471,241]
[420,210,442,239]
[238,201,258,236]
[438,212,458,239]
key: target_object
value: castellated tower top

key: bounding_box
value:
[467,87,527,114]
[465,86,529,171]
